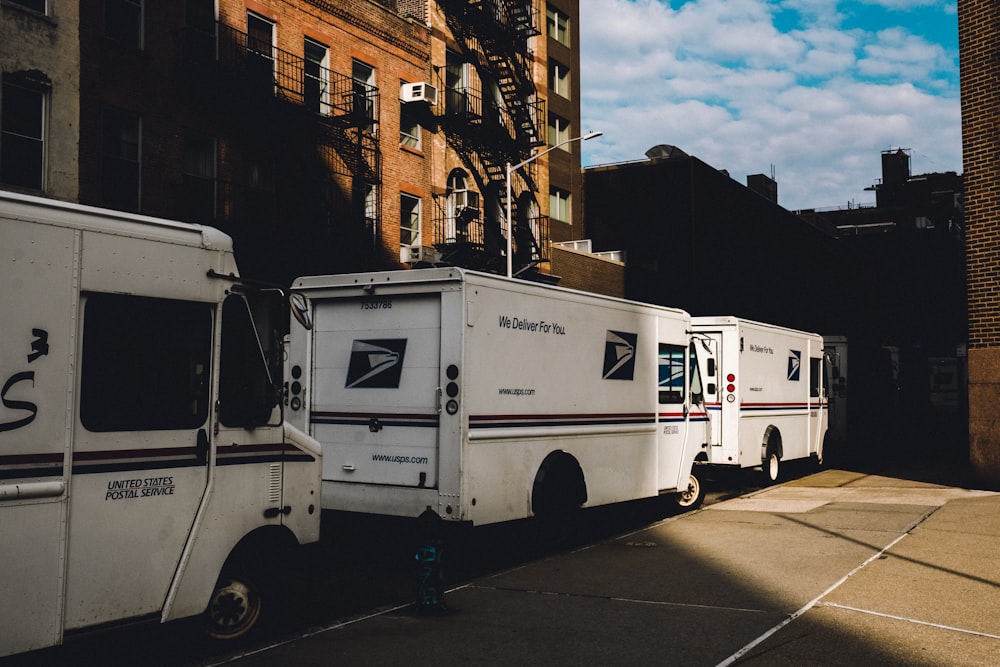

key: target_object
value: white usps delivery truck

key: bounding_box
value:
[0,191,321,657]
[690,316,828,481]
[285,267,709,527]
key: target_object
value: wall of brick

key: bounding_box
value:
[549,246,625,298]
[959,0,1000,482]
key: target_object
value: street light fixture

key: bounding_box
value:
[505,130,603,278]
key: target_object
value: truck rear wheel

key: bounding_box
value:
[204,573,262,640]
[763,447,780,483]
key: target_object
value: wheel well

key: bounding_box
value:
[223,525,299,576]
[531,451,587,516]
[762,426,783,461]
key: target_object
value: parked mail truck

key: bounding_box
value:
[690,316,828,481]
[0,191,321,657]
[285,267,709,527]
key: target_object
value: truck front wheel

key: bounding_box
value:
[674,470,705,510]
[204,573,262,640]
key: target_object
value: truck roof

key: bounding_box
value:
[691,315,822,339]
[0,189,233,252]
[293,266,691,318]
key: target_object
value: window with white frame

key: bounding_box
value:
[400,82,421,149]
[353,60,377,132]
[304,39,331,115]
[549,60,570,99]
[247,12,275,92]
[445,51,470,115]
[549,186,570,223]
[1,75,47,191]
[548,113,570,150]
[102,107,141,211]
[547,5,569,46]
[106,0,144,49]
[400,193,421,247]
[363,182,378,236]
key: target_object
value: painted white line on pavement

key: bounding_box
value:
[714,530,911,667]
[819,602,1000,640]
[215,587,473,665]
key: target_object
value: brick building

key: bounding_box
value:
[959,0,1000,483]
[1,0,585,289]
[74,1,432,286]
[0,0,80,201]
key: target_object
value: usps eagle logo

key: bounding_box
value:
[787,350,801,381]
[346,339,407,388]
[603,330,637,380]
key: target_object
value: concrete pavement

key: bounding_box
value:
[223,468,1000,666]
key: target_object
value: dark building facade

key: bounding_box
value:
[799,149,966,461]
[584,148,967,463]
[584,151,841,334]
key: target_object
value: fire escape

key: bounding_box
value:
[179,21,381,275]
[434,0,547,276]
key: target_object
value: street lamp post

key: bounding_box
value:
[505,130,603,278]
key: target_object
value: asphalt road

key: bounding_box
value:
[0,467,780,667]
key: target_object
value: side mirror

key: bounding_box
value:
[290,292,312,331]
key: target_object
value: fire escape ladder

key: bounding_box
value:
[181,21,382,238]
[435,0,547,274]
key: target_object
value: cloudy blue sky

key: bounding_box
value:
[578,0,961,211]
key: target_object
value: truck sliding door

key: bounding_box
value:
[64,294,212,630]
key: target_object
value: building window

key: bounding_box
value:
[400,193,421,247]
[8,0,47,13]
[105,0,144,49]
[304,39,330,115]
[549,60,570,99]
[102,108,141,212]
[445,51,471,115]
[181,132,216,224]
[247,12,275,92]
[547,5,569,46]
[550,186,571,223]
[363,182,378,237]
[400,82,421,149]
[548,113,570,150]
[1,75,47,191]
[353,60,377,132]
[446,170,480,243]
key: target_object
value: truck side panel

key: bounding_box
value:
[0,219,77,655]
[461,282,665,524]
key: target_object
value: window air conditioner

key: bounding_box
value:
[401,245,439,264]
[400,82,439,105]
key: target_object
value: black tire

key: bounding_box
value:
[204,572,263,640]
[674,470,705,510]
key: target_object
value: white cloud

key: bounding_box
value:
[578,0,962,210]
